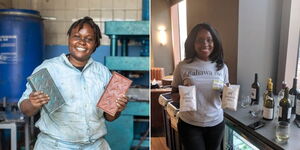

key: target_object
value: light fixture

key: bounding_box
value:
[158,25,167,45]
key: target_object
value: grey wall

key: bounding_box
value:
[151,0,174,75]
[186,0,238,83]
[238,0,282,97]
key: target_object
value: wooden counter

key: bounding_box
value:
[151,88,171,137]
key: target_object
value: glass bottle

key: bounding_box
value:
[279,87,292,123]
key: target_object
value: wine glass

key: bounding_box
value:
[275,121,290,144]
[249,104,262,118]
[241,95,251,108]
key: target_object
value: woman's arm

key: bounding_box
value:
[104,112,121,122]
[171,87,180,103]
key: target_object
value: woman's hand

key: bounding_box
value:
[29,91,50,109]
[116,95,128,112]
[183,78,193,86]
[104,95,128,122]
[20,91,50,116]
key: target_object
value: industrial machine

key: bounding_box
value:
[103,0,150,149]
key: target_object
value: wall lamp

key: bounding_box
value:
[158,25,167,45]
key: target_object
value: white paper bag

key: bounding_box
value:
[178,85,197,112]
[222,84,240,111]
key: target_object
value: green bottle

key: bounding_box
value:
[250,73,260,105]
[289,78,299,114]
[279,87,292,122]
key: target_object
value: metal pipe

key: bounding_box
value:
[110,35,118,56]
[121,39,128,56]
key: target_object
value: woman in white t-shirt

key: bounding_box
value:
[171,23,229,150]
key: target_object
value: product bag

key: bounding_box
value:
[178,85,197,112]
[222,84,240,111]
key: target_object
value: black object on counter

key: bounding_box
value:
[248,120,265,130]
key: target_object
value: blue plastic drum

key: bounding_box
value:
[0,9,44,103]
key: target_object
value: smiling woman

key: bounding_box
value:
[18,16,129,150]
[194,29,214,61]
[171,23,228,150]
[67,17,100,67]
[68,24,96,67]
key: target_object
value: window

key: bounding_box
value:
[170,0,187,68]
[277,0,300,91]
[178,1,187,61]
[297,39,300,88]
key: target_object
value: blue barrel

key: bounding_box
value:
[0,9,44,103]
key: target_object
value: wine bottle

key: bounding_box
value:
[296,94,300,120]
[263,79,270,105]
[263,80,268,104]
[278,81,287,100]
[289,78,299,114]
[277,81,287,120]
[279,87,292,122]
[263,78,274,120]
[250,73,260,105]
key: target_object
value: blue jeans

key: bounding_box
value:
[34,133,111,150]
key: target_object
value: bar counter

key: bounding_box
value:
[224,104,300,150]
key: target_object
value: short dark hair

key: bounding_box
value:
[184,23,224,70]
[67,16,102,51]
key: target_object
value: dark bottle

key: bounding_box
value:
[296,94,300,120]
[250,73,260,105]
[263,78,274,120]
[279,87,292,122]
[289,78,299,114]
[278,81,287,100]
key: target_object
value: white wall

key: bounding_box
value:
[151,0,174,75]
[238,0,282,97]
[11,0,142,45]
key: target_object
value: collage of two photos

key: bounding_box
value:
[151,0,300,150]
[1,0,149,149]
[1,0,300,150]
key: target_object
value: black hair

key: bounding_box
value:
[67,16,102,51]
[184,23,224,71]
